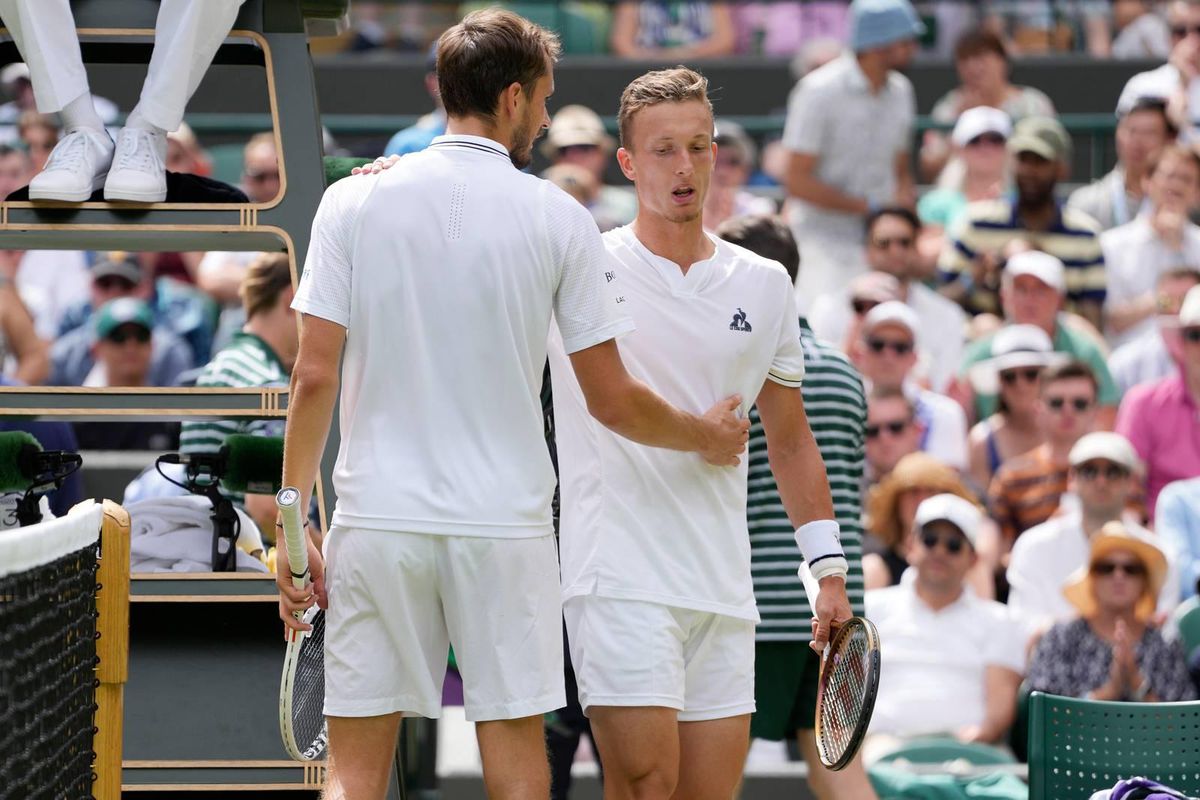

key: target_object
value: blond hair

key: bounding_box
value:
[239,253,292,319]
[617,67,712,148]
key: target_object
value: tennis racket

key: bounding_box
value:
[277,486,328,762]
[813,616,881,771]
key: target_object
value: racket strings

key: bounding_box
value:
[290,609,327,756]
[819,629,871,760]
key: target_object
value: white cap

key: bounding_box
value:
[1005,250,1065,294]
[1181,284,1200,327]
[862,300,919,337]
[914,493,982,548]
[951,106,1012,147]
[968,324,1068,395]
[0,62,29,90]
[1069,432,1141,472]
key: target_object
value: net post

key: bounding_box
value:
[92,499,131,800]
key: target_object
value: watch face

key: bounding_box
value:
[276,487,300,507]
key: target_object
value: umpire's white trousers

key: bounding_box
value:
[0,0,245,132]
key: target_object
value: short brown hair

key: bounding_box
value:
[436,8,561,120]
[1149,142,1200,184]
[617,67,712,148]
[240,253,293,319]
[715,214,798,282]
[1041,360,1099,398]
[954,29,1007,63]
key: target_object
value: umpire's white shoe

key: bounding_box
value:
[103,127,168,203]
[28,127,114,202]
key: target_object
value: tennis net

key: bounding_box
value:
[0,504,106,800]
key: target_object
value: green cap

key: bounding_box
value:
[1007,116,1071,163]
[94,297,153,340]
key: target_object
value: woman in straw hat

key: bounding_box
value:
[1027,522,1195,702]
[863,452,996,596]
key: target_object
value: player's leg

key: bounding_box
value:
[564,595,691,799]
[440,533,566,800]
[670,611,755,800]
[322,527,449,800]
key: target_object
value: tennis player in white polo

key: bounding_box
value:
[547,68,854,799]
[276,13,749,800]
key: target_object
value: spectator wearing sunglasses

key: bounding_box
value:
[854,302,968,471]
[864,493,1024,748]
[1116,0,1200,144]
[810,207,966,391]
[1008,432,1179,643]
[49,251,194,387]
[1027,522,1194,703]
[1117,284,1200,519]
[955,250,1120,428]
[988,360,1101,555]
[73,297,177,451]
[865,386,924,486]
[964,324,1061,493]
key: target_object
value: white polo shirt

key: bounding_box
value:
[293,134,632,538]
[548,226,806,621]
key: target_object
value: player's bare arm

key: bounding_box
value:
[755,379,852,651]
[569,338,749,466]
[277,313,345,632]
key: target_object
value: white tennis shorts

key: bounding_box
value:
[563,595,756,722]
[322,526,565,721]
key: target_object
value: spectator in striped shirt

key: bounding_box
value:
[988,360,1100,552]
[178,253,295,537]
[938,115,1107,328]
[716,213,877,800]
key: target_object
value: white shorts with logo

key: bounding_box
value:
[563,594,756,722]
[322,526,565,721]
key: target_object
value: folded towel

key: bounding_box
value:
[128,495,267,573]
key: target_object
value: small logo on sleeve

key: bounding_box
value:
[729,308,752,332]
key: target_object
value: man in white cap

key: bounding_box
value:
[855,301,968,471]
[1008,431,1179,641]
[1116,0,1200,143]
[0,0,246,202]
[916,105,1012,235]
[865,493,1024,748]
[780,0,922,310]
[810,206,967,392]
[1068,98,1174,231]
[1117,283,1200,519]
[1102,143,1200,348]
[954,249,1120,426]
[541,104,637,229]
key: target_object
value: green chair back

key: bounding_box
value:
[207,143,246,187]
[1027,691,1200,800]
[874,736,1017,767]
[1173,596,1200,659]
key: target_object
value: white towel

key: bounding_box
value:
[127,495,268,573]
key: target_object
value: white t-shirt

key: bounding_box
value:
[911,385,968,471]
[16,250,90,340]
[549,226,806,621]
[865,578,1025,738]
[1101,215,1200,347]
[293,134,632,538]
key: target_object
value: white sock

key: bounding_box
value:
[60,92,106,133]
[124,108,166,138]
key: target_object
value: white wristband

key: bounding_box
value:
[794,519,844,564]
[808,555,849,582]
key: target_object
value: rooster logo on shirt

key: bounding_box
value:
[729,308,752,332]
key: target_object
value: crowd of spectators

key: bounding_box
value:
[3,0,1200,778]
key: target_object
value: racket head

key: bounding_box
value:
[279,605,328,761]
[814,616,881,771]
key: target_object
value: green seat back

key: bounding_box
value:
[301,0,348,20]
[1174,596,1200,658]
[207,143,246,187]
[874,736,1017,767]
[1027,692,1200,800]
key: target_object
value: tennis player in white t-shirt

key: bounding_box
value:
[547,68,854,798]
[275,13,750,800]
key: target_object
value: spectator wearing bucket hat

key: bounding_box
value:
[1027,522,1195,703]
[541,105,636,230]
[1117,284,1200,519]
[1008,432,1180,642]
[865,493,1024,746]
[955,250,1120,427]
[780,0,922,313]
[938,115,1107,329]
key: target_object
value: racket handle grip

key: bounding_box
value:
[276,487,309,591]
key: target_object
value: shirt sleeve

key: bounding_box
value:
[781,80,823,155]
[768,278,805,388]
[983,605,1027,674]
[1156,483,1200,602]
[1115,388,1151,462]
[937,214,976,282]
[292,177,367,329]
[546,187,635,354]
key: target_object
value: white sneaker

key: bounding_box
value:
[28,127,114,202]
[103,127,167,203]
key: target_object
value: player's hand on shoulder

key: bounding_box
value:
[698,394,750,467]
[351,154,402,176]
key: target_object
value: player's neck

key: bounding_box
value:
[631,214,714,275]
[444,116,511,151]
